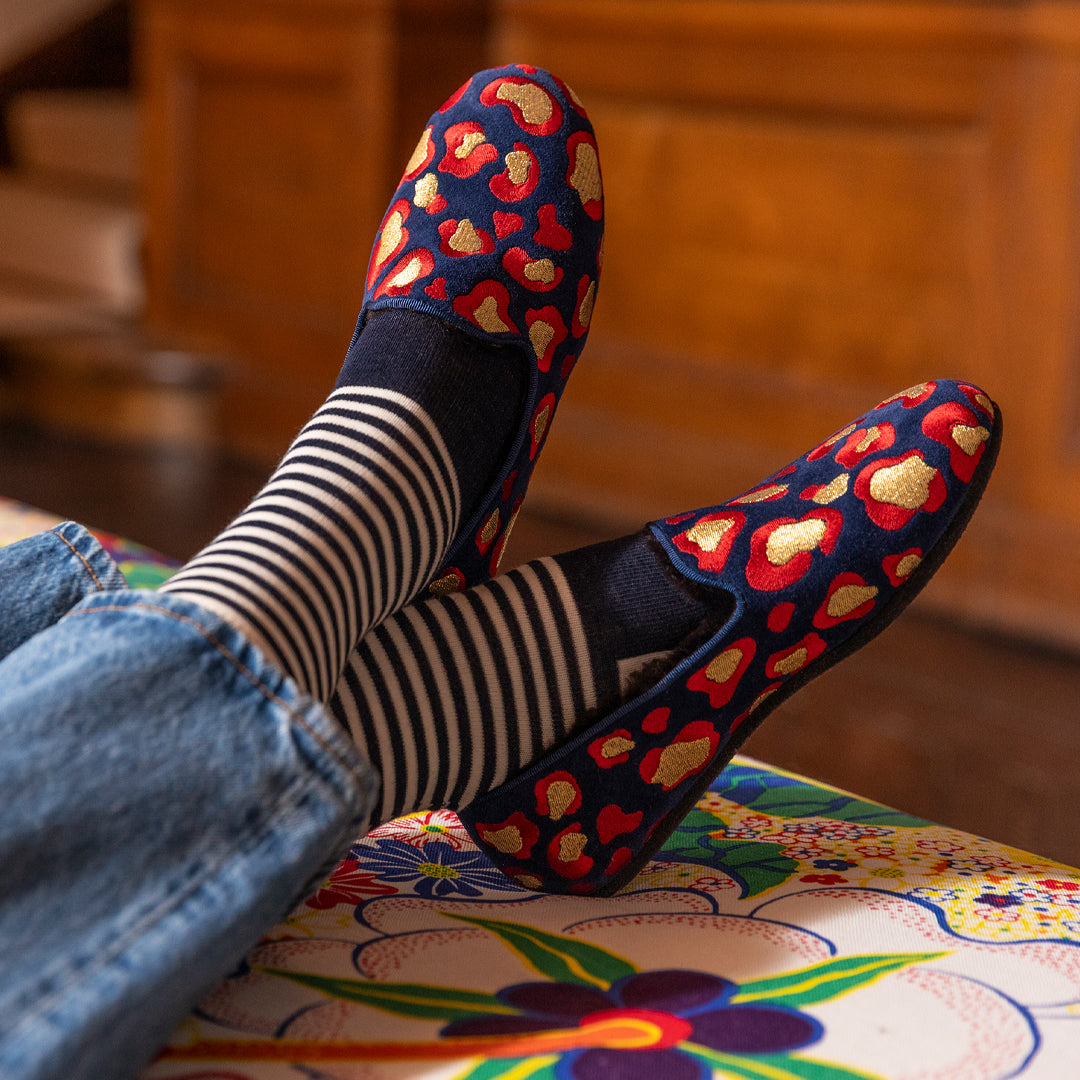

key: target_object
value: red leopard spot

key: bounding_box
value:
[834,423,896,468]
[489,142,540,202]
[529,392,556,460]
[642,707,670,734]
[525,306,568,372]
[855,450,946,529]
[475,811,539,860]
[402,128,435,181]
[437,218,495,258]
[452,280,518,334]
[922,401,990,482]
[566,131,603,221]
[745,509,843,592]
[560,353,578,379]
[813,572,880,629]
[424,277,447,300]
[597,804,643,845]
[875,381,938,410]
[882,547,922,586]
[548,823,593,880]
[493,211,524,238]
[765,632,827,679]
[665,512,696,525]
[366,199,411,290]
[439,79,471,112]
[588,729,635,768]
[553,73,589,118]
[535,771,582,821]
[605,847,634,877]
[686,638,756,708]
[533,203,573,250]
[500,469,519,502]
[767,601,796,633]
[572,275,596,336]
[639,720,721,791]
[372,248,434,299]
[480,76,563,136]
[959,382,994,417]
[503,247,563,292]
[439,121,498,178]
[672,511,745,575]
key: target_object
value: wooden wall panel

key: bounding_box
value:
[494,0,1080,647]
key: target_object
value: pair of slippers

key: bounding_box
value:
[361,65,1001,896]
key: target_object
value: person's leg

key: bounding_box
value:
[0,588,373,1080]
[330,379,1001,892]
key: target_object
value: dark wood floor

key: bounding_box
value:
[3,422,1079,868]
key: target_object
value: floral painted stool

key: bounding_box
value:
[1,497,1077,1080]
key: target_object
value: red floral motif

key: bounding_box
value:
[535,771,582,821]
[452,280,519,334]
[439,121,498,177]
[672,511,745,575]
[813,572,879,629]
[533,203,573,250]
[597,803,644,844]
[566,131,603,220]
[481,76,564,136]
[745,509,842,591]
[493,211,524,238]
[588,729,635,768]
[503,246,563,292]
[765,632,827,679]
[525,306,568,372]
[922,401,990,482]
[402,127,435,181]
[304,858,397,908]
[834,423,895,468]
[547,823,593,879]
[882,547,922,586]
[639,719,721,791]
[801,873,847,885]
[366,199,411,289]
[372,248,434,299]
[437,218,495,257]
[686,637,756,708]
[854,450,946,530]
[875,381,937,410]
[489,142,540,202]
[474,811,540,860]
[529,392,556,460]
[767,601,796,632]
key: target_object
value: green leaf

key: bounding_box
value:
[683,1046,887,1080]
[731,952,946,1008]
[260,969,514,1022]
[713,765,929,828]
[455,1056,560,1080]
[662,810,800,898]
[441,912,637,989]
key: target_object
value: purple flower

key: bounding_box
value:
[443,969,822,1078]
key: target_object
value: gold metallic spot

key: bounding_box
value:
[975,393,993,413]
[455,131,487,159]
[895,553,921,578]
[578,281,596,328]
[733,484,788,504]
[504,150,531,185]
[517,872,543,889]
[473,296,510,333]
[881,383,930,407]
[827,583,879,619]
[765,519,827,567]
[685,518,734,552]
[385,255,424,290]
[704,648,743,684]
[496,81,554,125]
[569,142,602,208]
[869,457,937,509]
[773,648,809,676]
[524,258,557,283]
[856,426,882,453]
[750,686,778,714]
[480,508,500,545]
[545,781,578,821]
[601,735,634,758]
[529,319,556,361]
[405,128,432,174]
[429,572,462,596]
[533,404,551,444]
[563,81,585,107]
[375,211,404,266]
[952,423,990,456]
[449,219,484,254]
[812,474,849,504]
[494,509,520,574]
[484,825,524,854]
[558,831,588,863]
[413,173,438,208]
[649,738,713,787]
[821,423,856,450]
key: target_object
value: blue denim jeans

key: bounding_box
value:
[0,524,377,1080]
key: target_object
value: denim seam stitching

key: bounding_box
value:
[49,527,106,592]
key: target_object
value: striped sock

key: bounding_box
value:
[331,533,727,826]
[160,311,524,701]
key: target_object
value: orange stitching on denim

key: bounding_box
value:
[65,601,355,773]
[51,527,106,591]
